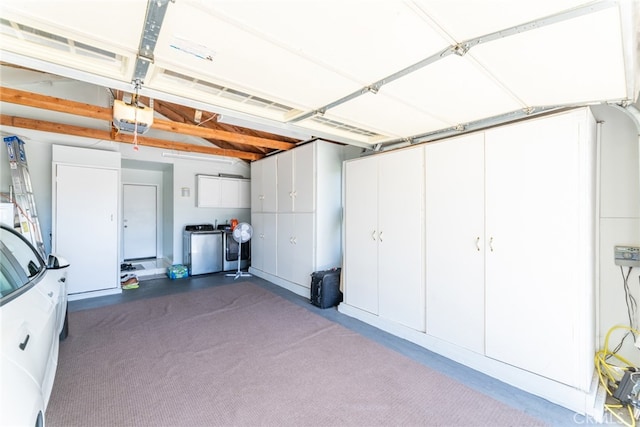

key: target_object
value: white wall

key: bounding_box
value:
[592,105,640,365]
[0,135,252,263]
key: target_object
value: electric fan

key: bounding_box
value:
[226,222,253,280]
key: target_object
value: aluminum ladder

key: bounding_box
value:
[4,136,46,258]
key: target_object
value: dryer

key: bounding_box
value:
[222,229,250,271]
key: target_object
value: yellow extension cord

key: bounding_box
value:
[595,325,639,427]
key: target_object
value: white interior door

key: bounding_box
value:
[123,184,157,260]
[55,164,118,294]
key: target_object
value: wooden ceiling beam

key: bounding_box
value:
[1,85,111,120]
[0,115,264,161]
[0,86,297,151]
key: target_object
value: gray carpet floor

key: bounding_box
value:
[59,273,583,426]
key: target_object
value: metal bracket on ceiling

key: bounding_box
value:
[452,43,469,57]
[132,0,173,84]
[366,84,380,95]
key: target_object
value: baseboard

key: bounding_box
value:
[249,267,310,299]
[68,287,122,301]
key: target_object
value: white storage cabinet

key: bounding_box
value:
[340,108,597,414]
[250,140,343,297]
[343,145,425,331]
[52,145,120,299]
[197,175,250,208]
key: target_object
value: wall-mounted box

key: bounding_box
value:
[614,246,640,267]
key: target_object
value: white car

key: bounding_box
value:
[0,223,70,427]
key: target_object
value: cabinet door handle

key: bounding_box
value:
[379,231,383,242]
[19,334,30,351]
[489,237,494,252]
[476,237,481,251]
[292,237,297,244]
[371,230,376,241]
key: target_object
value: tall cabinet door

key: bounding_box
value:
[292,143,315,212]
[277,151,294,213]
[425,133,485,352]
[377,147,425,331]
[251,213,277,275]
[251,156,277,212]
[277,144,315,213]
[344,157,379,315]
[484,112,591,389]
[54,164,118,294]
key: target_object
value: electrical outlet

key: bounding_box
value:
[615,246,640,267]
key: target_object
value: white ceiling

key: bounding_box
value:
[0,0,637,148]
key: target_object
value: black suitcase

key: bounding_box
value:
[310,268,342,309]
